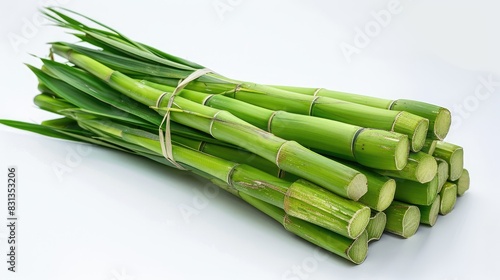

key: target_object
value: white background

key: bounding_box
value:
[1,0,499,279]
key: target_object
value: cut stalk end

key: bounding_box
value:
[392,112,429,152]
[377,179,397,212]
[367,211,387,242]
[284,179,370,239]
[434,142,464,181]
[348,206,372,240]
[421,139,438,155]
[415,154,438,183]
[436,158,449,193]
[418,195,440,226]
[390,99,451,141]
[439,182,457,215]
[378,152,437,183]
[434,108,452,140]
[346,231,369,265]
[354,129,410,171]
[456,169,470,196]
[347,174,369,201]
[449,148,464,181]
[385,201,421,238]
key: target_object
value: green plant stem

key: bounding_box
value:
[433,142,464,181]
[421,139,438,155]
[141,80,410,171]
[366,211,387,242]
[417,195,440,226]
[394,175,439,206]
[270,86,451,140]
[241,193,369,264]
[161,79,428,153]
[454,169,470,196]
[51,45,368,201]
[384,201,421,238]
[436,158,449,193]
[376,152,437,183]
[439,182,457,215]
[80,118,371,239]
[335,160,396,212]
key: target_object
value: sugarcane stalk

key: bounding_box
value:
[171,134,296,181]
[436,158,449,193]
[79,118,371,239]
[180,134,397,213]
[384,201,421,238]
[5,115,368,263]
[421,139,438,155]
[270,86,451,140]
[241,193,368,264]
[376,152,437,183]
[160,79,429,153]
[394,175,439,206]
[433,142,464,181]
[454,169,470,196]
[417,195,440,226]
[335,160,396,212]
[366,211,387,242]
[141,80,410,171]
[50,45,368,201]
[439,182,457,215]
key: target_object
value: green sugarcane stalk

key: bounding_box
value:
[170,134,298,181]
[34,61,396,213]
[376,152,437,183]
[439,182,457,215]
[433,142,464,181]
[394,175,439,206]
[384,201,421,238]
[1,118,368,264]
[454,169,470,196]
[436,158,450,193]
[421,139,438,155]
[240,193,368,264]
[77,118,371,239]
[141,80,410,171]
[366,211,387,242]
[417,195,441,226]
[270,86,451,141]
[334,160,396,212]
[150,78,428,153]
[49,45,368,201]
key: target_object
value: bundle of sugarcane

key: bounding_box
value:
[0,8,470,264]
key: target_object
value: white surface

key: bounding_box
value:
[1,1,499,279]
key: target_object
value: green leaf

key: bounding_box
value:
[29,64,150,126]
[55,42,192,79]
[0,119,79,141]
[39,59,163,126]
